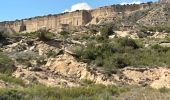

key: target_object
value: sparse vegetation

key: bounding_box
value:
[0,52,15,75]
[14,51,39,66]
[119,37,139,49]
[37,30,55,41]
[159,87,170,93]
[76,36,170,74]
[0,31,7,39]
[140,24,170,33]
[0,74,25,86]
[22,32,38,39]
[100,26,114,38]
[59,31,70,39]
[59,31,70,37]
[0,30,14,39]
[137,32,148,38]
[80,79,95,86]
[21,30,55,41]
[0,2,170,100]
[47,50,59,58]
[0,84,127,100]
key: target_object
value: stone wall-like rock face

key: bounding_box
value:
[19,11,88,33]
[0,11,88,33]
[45,54,116,86]
[137,4,170,25]
[0,3,157,33]
[160,0,170,3]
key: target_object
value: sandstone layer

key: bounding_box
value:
[0,3,160,33]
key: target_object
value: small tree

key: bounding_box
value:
[100,26,114,38]
[0,53,16,75]
[37,30,54,41]
[89,29,98,34]
[0,31,4,39]
[0,31,9,39]
[120,37,139,49]
[114,57,128,69]
[59,31,69,44]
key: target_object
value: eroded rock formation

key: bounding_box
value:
[0,3,160,33]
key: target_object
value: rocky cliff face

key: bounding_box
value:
[160,0,170,3]
[0,11,92,33]
[0,3,159,33]
[137,3,170,25]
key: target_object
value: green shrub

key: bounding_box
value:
[95,35,105,41]
[47,50,59,58]
[37,30,54,41]
[21,30,55,40]
[76,40,132,73]
[137,32,148,38]
[0,31,7,39]
[159,87,170,93]
[0,84,127,100]
[76,36,170,74]
[0,74,25,86]
[59,31,69,40]
[0,31,13,39]
[89,29,98,34]
[0,31,13,45]
[106,85,128,95]
[152,44,170,53]
[140,25,170,33]
[74,47,84,59]
[0,89,26,100]
[95,56,104,66]
[14,51,39,66]
[114,57,128,69]
[0,53,15,75]
[80,79,94,86]
[16,59,31,67]
[59,31,69,36]
[22,32,38,39]
[119,37,139,49]
[81,42,98,60]
[100,26,114,38]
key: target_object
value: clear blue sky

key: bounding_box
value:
[0,0,157,21]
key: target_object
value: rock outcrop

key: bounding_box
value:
[122,67,170,89]
[0,2,160,33]
[159,0,170,3]
[137,4,170,25]
[45,54,116,85]
[2,35,170,89]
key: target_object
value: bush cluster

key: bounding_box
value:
[0,84,127,100]
[0,53,15,75]
[22,30,55,41]
[140,25,170,33]
[0,31,7,39]
[76,37,139,73]
[14,51,39,66]
[0,74,25,86]
[119,37,139,49]
[100,26,114,38]
[37,30,55,41]
[76,36,170,74]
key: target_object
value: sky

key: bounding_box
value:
[0,0,157,21]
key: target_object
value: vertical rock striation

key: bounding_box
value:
[0,3,161,33]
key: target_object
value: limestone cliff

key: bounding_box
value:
[0,2,162,33]
[159,0,170,3]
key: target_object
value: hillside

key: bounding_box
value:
[0,2,169,33]
[0,1,170,100]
